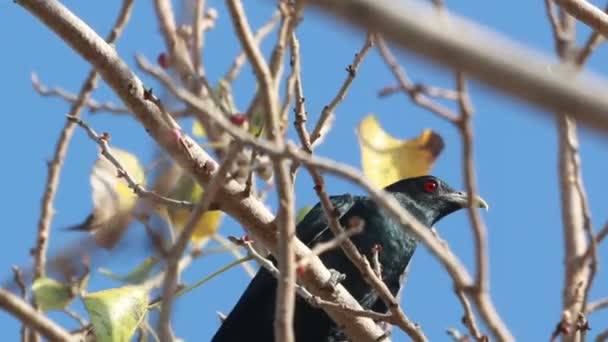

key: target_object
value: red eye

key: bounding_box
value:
[424,180,438,193]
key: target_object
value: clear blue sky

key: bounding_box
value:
[2,0,608,340]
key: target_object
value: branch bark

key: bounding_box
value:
[306,0,608,133]
[0,289,77,342]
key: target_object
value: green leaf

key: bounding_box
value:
[84,286,148,342]
[296,206,313,224]
[32,277,74,311]
[98,257,158,284]
[248,110,265,137]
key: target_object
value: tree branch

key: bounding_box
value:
[306,0,608,133]
[0,288,77,342]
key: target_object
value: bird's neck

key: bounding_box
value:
[391,192,436,228]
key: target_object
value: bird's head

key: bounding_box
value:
[384,175,488,226]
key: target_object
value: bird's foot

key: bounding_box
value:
[323,269,346,290]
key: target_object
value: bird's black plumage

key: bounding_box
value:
[212,176,487,342]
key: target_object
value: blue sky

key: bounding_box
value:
[2,0,608,341]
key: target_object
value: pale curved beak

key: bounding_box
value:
[475,195,489,211]
[447,191,489,211]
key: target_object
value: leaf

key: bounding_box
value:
[167,172,223,244]
[192,120,206,138]
[358,115,444,188]
[67,148,146,249]
[248,110,265,137]
[296,206,312,224]
[83,286,148,342]
[31,277,74,311]
[99,257,158,284]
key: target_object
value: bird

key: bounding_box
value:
[211,175,488,342]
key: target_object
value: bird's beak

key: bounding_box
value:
[447,191,489,211]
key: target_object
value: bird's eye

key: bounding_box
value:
[423,180,438,193]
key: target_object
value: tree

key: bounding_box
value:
[2,0,608,341]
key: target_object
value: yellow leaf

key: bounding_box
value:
[192,120,206,138]
[83,286,148,342]
[167,173,223,244]
[358,115,444,188]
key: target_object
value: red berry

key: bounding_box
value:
[296,264,306,276]
[157,52,170,69]
[229,113,247,126]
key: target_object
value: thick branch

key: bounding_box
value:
[553,0,608,39]
[0,289,76,342]
[307,0,608,133]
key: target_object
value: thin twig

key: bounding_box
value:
[64,308,88,327]
[289,34,374,179]
[296,223,364,270]
[31,73,131,114]
[587,297,608,314]
[291,34,312,154]
[191,0,207,75]
[455,289,484,341]
[212,234,256,278]
[12,266,28,342]
[225,1,296,340]
[240,240,395,328]
[154,0,195,80]
[158,142,239,342]
[309,34,374,147]
[455,72,494,341]
[376,37,458,123]
[32,0,134,282]
[378,84,458,100]
[68,115,194,210]
[222,10,281,84]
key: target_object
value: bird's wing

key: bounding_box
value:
[296,194,356,246]
[211,266,277,342]
[211,195,356,341]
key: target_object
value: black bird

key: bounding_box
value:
[212,175,488,341]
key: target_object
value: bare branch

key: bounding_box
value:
[307,0,608,134]
[309,34,374,147]
[587,297,608,314]
[222,11,281,84]
[225,1,296,341]
[0,288,77,342]
[455,72,493,341]
[31,73,131,114]
[68,115,195,210]
[296,223,364,271]
[553,0,608,39]
[376,37,458,123]
[31,0,134,284]
[158,142,239,342]
[11,267,28,342]
[455,289,484,341]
